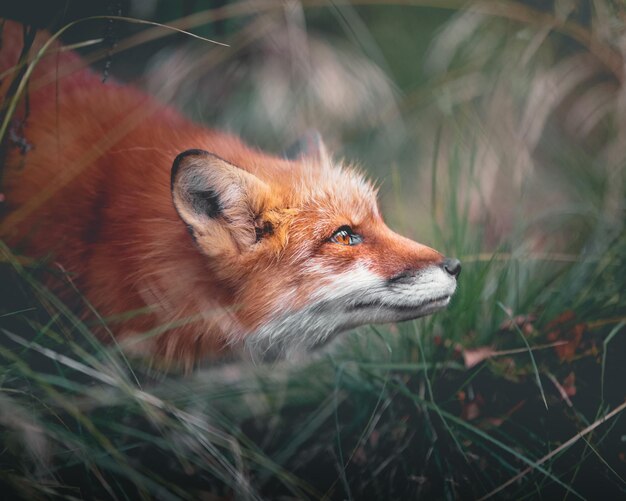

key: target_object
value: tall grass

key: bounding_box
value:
[1,1,625,499]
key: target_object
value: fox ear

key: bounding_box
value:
[283,129,328,161]
[171,150,269,256]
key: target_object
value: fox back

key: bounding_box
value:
[0,21,461,368]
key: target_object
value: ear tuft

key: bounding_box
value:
[171,150,269,255]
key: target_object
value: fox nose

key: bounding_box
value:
[443,258,462,278]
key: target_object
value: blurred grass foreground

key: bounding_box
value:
[0,0,625,499]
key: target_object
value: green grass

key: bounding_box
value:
[1,1,626,499]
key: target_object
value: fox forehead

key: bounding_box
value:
[260,158,380,232]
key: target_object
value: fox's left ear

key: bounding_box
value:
[283,129,328,162]
[171,150,269,256]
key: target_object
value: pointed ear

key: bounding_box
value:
[171,150,269,256]
[282,129,328,162]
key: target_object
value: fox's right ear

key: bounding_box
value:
[171,150,270,256]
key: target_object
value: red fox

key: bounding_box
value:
[0,21,460,367]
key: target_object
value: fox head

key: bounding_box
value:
[171,142,460,360]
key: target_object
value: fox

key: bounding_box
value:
[0,21,461,368]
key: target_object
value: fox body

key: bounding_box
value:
[1,22,460,367]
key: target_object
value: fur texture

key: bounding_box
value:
[0,21,459,369]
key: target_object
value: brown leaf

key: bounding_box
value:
[546,310,576,331]
[545,311,586,361]
[553,324,585,361]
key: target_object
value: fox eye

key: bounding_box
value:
[330,226,362,246]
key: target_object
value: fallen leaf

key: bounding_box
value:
[546,310,576,331]
[552,324,585,361]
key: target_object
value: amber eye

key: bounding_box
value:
[330,226,363,246]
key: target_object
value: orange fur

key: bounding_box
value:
[1,22,457,369]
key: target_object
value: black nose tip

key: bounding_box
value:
[443,258,462,278]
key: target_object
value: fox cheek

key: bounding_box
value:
[171,150,270,257]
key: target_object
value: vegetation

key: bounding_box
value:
[1,1,625,499]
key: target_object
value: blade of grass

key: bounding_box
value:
[601,321,625,405]
[497,302,548,409]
